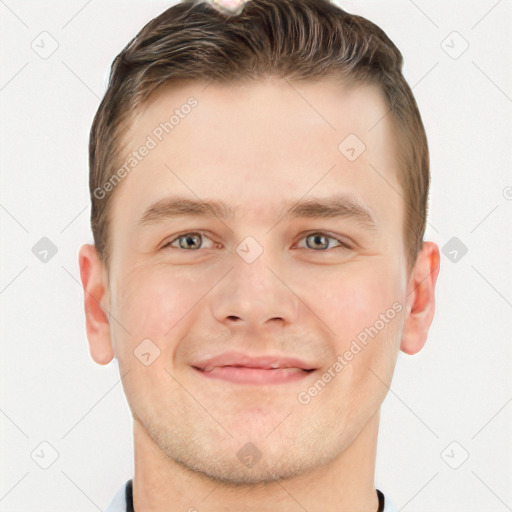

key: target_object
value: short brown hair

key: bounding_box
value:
[89,0,429,271]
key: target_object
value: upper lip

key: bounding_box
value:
[192,352,316,372]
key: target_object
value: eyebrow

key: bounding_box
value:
[138,194,377,229]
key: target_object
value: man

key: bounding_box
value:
[78,0,440,510]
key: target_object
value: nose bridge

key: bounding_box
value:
[210,239,299,329]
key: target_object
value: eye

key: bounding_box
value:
[161,231,352,252]
[162,231,214,250]
[296,232,351,251]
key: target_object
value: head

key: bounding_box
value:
[79,0,439,486]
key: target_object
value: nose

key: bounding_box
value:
[210,248,299,331]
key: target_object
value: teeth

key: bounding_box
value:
[270,362,280,369]
[203,366,214,372]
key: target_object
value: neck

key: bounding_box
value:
[132,408,381,512]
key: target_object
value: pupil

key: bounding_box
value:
[309,234,327,250]
[181,234,201,249]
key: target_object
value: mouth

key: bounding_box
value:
[192,365,315,385]
[191,352,316,385]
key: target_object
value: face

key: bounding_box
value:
[102,77,410,484]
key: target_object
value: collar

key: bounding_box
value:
[125,480,385,512]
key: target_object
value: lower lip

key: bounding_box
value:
[193,366,314,385]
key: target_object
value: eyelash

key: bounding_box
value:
[161,231,352,252]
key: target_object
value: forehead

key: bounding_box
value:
[110,76,402,235]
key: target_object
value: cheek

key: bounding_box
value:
[297,261,403,345]
[298,260,404,399]
[333,267,404,392]
[111,265,204,355]
[307,265,403,416]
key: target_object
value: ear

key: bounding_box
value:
[78,244,115,365]
[400,241,441,355]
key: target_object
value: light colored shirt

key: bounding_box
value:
[104,481,128,512]
[104,479,399,512]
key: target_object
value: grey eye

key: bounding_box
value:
[305,233,336,251]
[162,231,215,251]
[177,233,202,250]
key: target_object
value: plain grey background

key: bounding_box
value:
[1,1,511,510]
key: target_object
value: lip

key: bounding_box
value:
[191,351,316,385]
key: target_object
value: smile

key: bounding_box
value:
[193,365,315,385]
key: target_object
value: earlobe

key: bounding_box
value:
[78,244,115,365]
[400,241,440,355]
